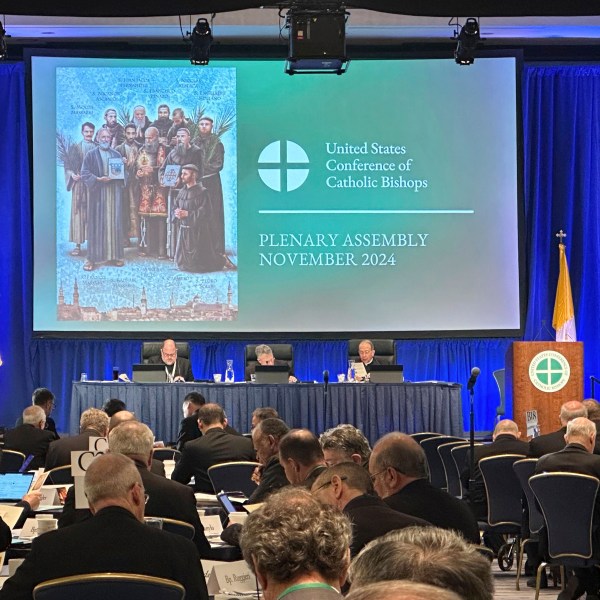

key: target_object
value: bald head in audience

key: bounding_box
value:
[565,417,597,452]
[348,526,494,600]
[85,453,145,521]
[279,428,326,485]
[492,418,521,440]
[109,410,136,432]
[560,400,588,426]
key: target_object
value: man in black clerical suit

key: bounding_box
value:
[279,429,328,488]
[0,453,207,600]
[248,418,290,504]
[58,420,211,558]
[369,432,480,544]
[14,388,59,438]
[530,400,588,458]
[534,417,600,600]
[312,462,430,557]
[244,344,297,383]
[147,338,194,382]
[172,403,255,493]
[45,407,109,471]
[4,406,57,470]
[461,418,529,519]
[176,392,240,451]
[354,339,382,381]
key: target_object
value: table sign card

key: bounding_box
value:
[72,448,105,510]
[201,560,223,582]
[200,514,223,538]
[207,560,258,596]
[19,518,38,539]
[39,488,59,506]
[88,437,108,453]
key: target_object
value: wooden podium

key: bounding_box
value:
[506,341,584,437]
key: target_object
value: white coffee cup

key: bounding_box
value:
[8,558,25,577]
[228,512,248,525]
[337,374,345,383]
[36,518,57,535]
[213,374,222,383]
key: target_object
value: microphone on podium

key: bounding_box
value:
[323,370,329,394]
[467,367,480,391]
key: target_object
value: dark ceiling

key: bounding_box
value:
[3,0,599,18]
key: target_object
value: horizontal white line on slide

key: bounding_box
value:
[258,209,475,214]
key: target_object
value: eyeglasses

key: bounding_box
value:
[144,493,150,505]
[313,476,347,493]
[370,469,388,483]
[162,350,177,358]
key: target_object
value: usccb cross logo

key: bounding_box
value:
[258,141,310,192]
[528,351,570,392]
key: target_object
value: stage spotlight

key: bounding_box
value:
[0,22,8,60]
[454,17,480,66]
[190,18,213,66]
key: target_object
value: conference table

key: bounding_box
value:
[70,381,464,444]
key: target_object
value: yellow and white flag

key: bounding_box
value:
[552,243,576,341]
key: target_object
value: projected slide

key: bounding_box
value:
[31,56,521,334]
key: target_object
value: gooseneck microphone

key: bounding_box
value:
[467,367,480,391]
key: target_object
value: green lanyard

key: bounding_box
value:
[277,582,339,600]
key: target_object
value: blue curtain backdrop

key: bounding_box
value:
[3,62,600,435]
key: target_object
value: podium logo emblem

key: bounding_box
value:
[529,351,570,392]
[258,141,310,192]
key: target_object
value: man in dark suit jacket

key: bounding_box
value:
[4,406,57,470]
[529,400,587,458]
[0,453,208,600]
[176,392,239,451]
[534,417,600,600]
[244,344,297,383]
[147,338,194,382]
[461,419,529,519]
[172,404,255,493]
[247,418,290,504]
[369,432,480,544]
[45,407,109,471]
[312,462,430,556]
[14,388,59,438]
[58,420,211,558]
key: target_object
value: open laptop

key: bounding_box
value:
[132,364,167,383]
[369,365,404,384]
[254,365,290,384]
[0,473,35,502]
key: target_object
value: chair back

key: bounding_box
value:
[152,448,182,463]
[492,368,506,420]
[420,435,465,489]
[45,465,74,485]
[145,517,195,540]
[244,344,294,374]
[479,454,527,530]
[450,443,484,498]
[409,432,442,443]
[348,339,396,365]
[438,441,469,497]
[530,472,600,564]
[141,342,190,363]
[208,461,261,497]
[33,573,185,600]
[0,449,26,473]
[512,458,544,534]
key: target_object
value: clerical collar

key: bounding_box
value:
[165,361,177,382]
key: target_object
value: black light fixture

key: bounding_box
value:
[0,21,8,61]
[454,17,480,66]
[285,6,349,75]
[190,17,213,65]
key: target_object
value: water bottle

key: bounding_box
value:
[225,359,235,383]
[347,360,355,382]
